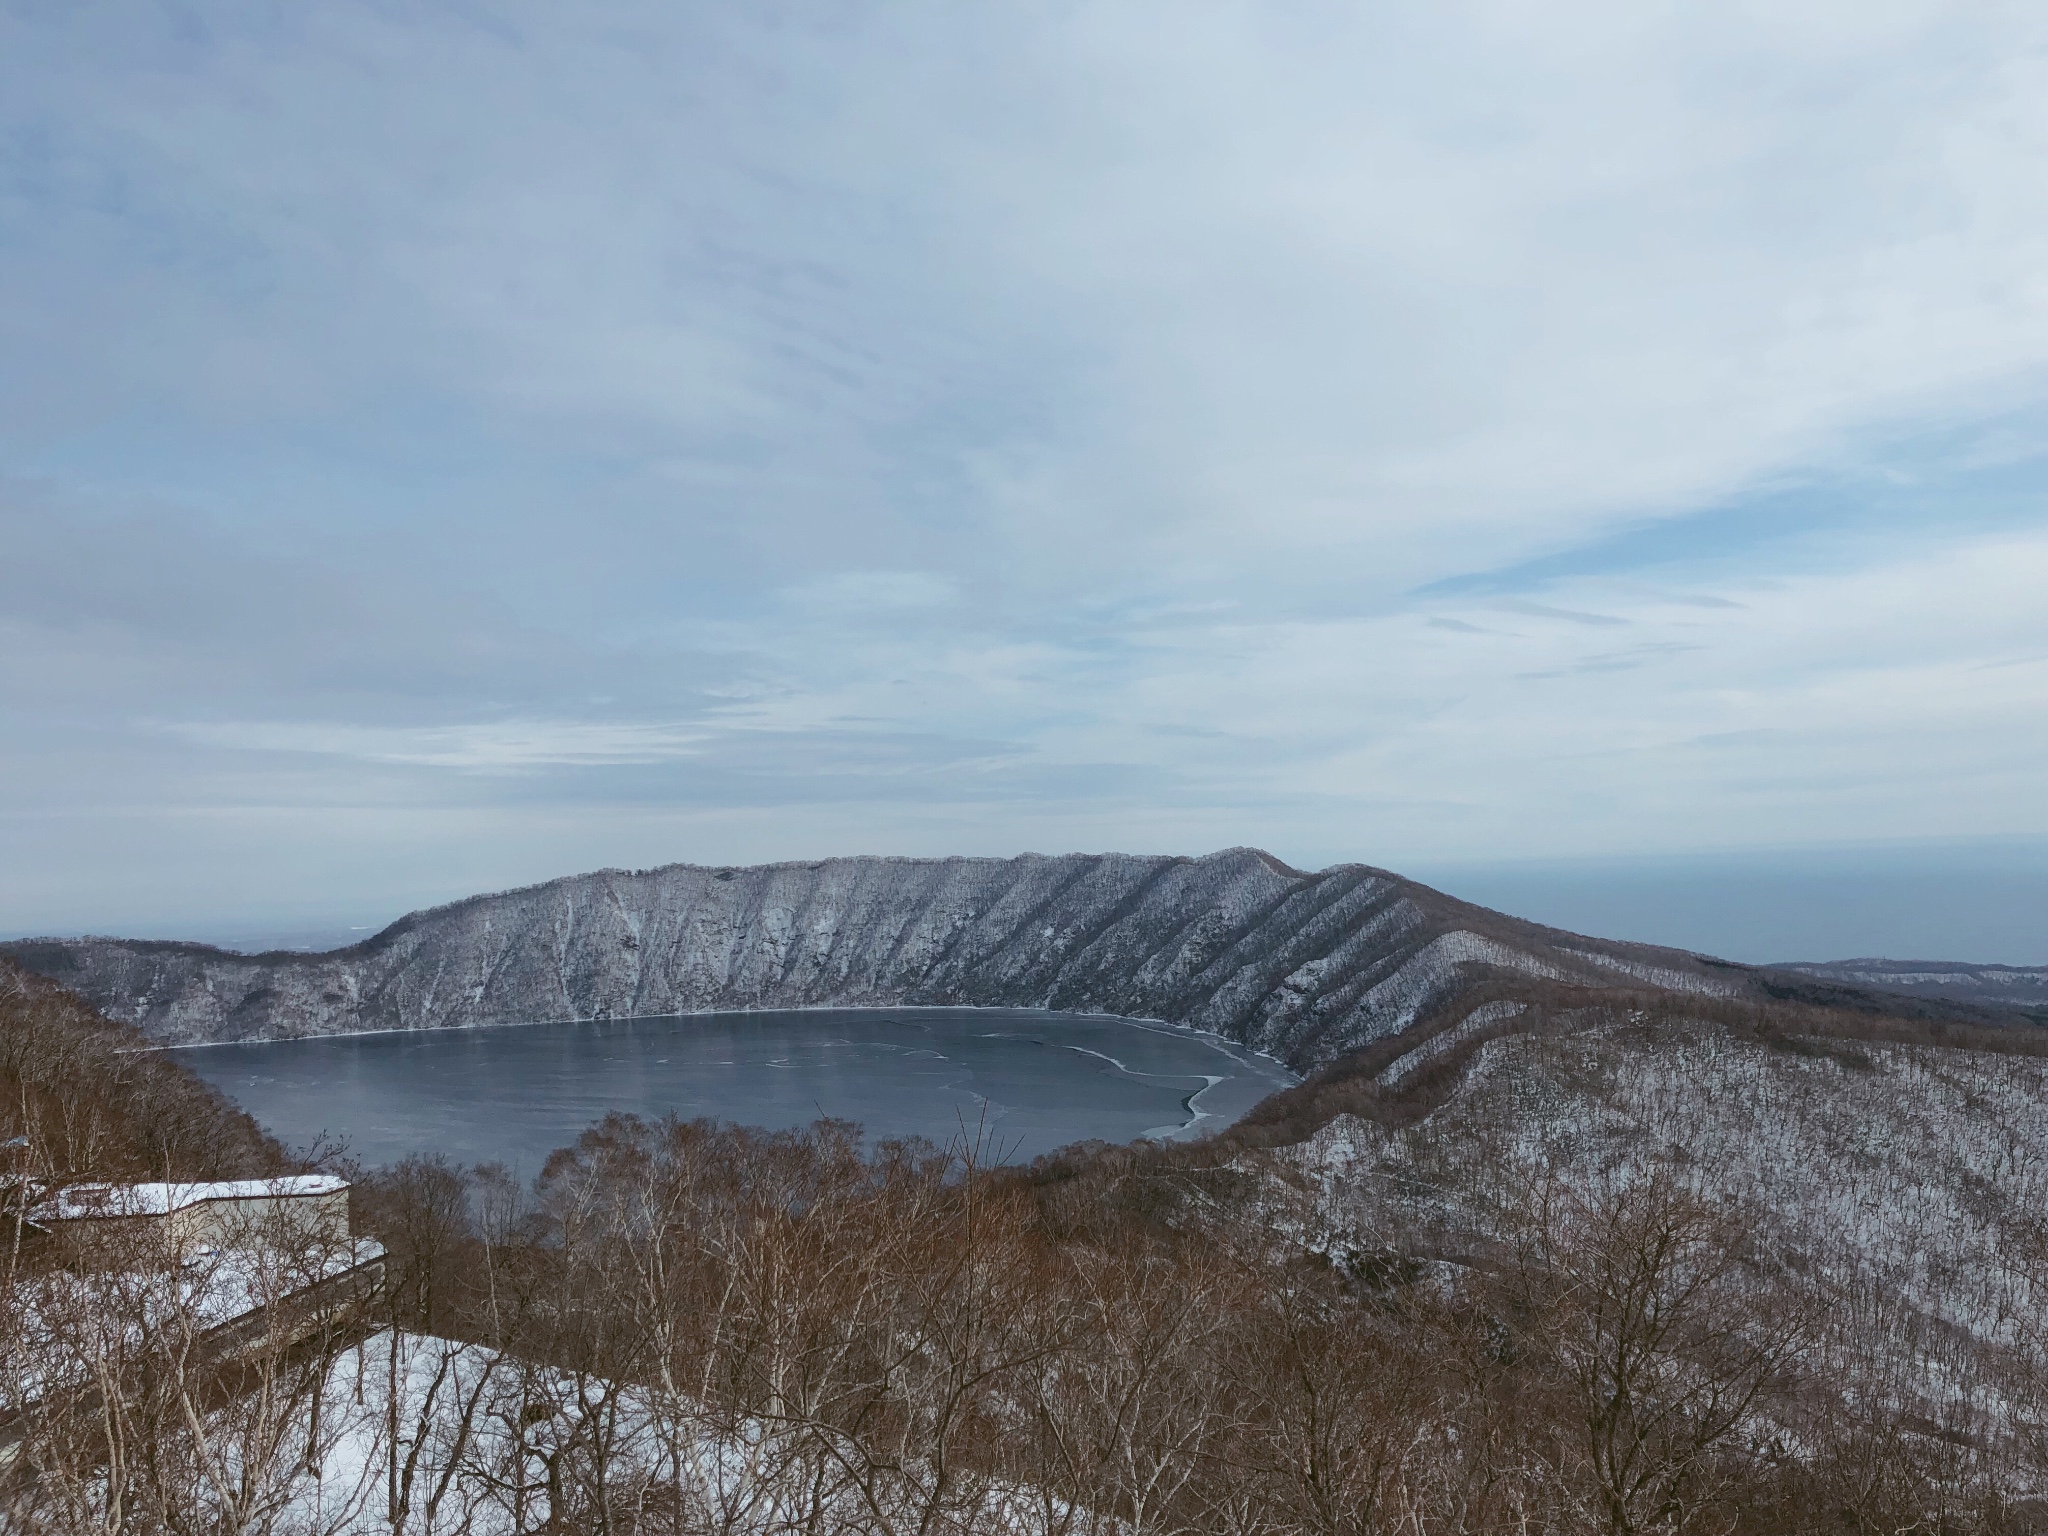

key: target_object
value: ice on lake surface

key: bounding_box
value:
[169,1008,1298,1171]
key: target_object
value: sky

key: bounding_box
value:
[1,2,2044,961]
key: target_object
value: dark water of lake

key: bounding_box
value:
[169,1008,1298,1172]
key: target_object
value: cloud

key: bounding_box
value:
[780,571,962,617]
[1502,602,1631,629]
[164,719,710,772]
[0,1,2042,934]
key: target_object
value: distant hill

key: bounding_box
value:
[1768,957,2048,1010]
[5,848,2028,1071]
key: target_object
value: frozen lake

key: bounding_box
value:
[169,1007,1297,1171]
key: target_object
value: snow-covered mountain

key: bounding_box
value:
[1771,957,2048,1010]
[2,848,1764,1067]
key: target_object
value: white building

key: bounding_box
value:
[29,1174,352,1257]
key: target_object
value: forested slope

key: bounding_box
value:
[0,956,289,1186]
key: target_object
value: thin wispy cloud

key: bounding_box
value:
[164,720,711,772]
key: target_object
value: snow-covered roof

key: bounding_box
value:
[30,1175,349,1223]
[11,1240,386,1403]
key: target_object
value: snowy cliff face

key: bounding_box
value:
[0,849,1743,1067]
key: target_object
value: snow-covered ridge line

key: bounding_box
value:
[1380,1001,1529,1088]
[1773,959,2048,1008]
[5,848,1751,1070]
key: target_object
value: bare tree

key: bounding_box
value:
[1501,1169,1813,1535]
[3,1209,381,1536]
